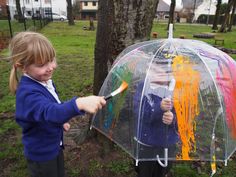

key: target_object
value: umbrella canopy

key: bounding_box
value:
[91,28,236,173]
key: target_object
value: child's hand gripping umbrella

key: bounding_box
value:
[104,81,128,100]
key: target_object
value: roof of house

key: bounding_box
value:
[78,0,98,2]
[157,0,183,12]
[157,0,170,12]
[182,0,203,8]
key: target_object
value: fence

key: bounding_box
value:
[0,5,52,51]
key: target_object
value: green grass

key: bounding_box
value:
[0,118,27,177]
[106,160,131,175]
[0,19,49,35]
[151,22,236,58]
[0,21,236,177]
[41,21,96,100]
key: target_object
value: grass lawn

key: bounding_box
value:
[0,21,236,177]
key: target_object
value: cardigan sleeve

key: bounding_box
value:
[16,89,84,124]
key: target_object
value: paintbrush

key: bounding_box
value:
[104,81,128,100]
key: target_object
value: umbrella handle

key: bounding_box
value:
[156,148,168,167]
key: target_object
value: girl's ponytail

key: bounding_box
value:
[9,66,18,94]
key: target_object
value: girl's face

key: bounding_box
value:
[23,59,57,82]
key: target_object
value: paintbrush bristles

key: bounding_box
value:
[111,81,128,97]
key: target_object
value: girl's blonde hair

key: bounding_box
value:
[9,32,56,94]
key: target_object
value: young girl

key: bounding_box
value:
[9,31,106,177]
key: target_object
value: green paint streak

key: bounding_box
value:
[107,63,132,136]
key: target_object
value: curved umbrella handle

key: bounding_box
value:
[156,148,168,167]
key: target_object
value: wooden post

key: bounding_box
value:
[152,32,158,38]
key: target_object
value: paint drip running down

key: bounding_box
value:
[171,55,200,160]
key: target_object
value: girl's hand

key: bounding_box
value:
[76,96,106,114]
[63,122,70,132]
[162,111,174,125]
[160,97,172,111]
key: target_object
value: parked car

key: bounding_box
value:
[32,13,42,20]
[53,13,67,21]
[45,13,67,21]
[24,13,32,19]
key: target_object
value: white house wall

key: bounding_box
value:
[193,0,217,21]
[51,0,67,15]
[7,0,68,18]
[82,1,97,10]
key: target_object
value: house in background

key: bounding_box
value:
[192,0,217,22]
[7,0,67,19]
[156,0,183,20]
[6,0,99,20]
[181,0,229,23]
[156,0,229,23]
[77,0,98,20]
[5,0,231,22]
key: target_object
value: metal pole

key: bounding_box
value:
[31,0,36,29]
[192,0,197,23]
[22,0,27,31]
[50,0,53,21]
[6,5,13,38]
[39,0,42,28]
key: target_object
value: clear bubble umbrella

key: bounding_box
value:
[91,24,236,176]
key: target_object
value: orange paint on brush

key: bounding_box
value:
[172,55,200,160]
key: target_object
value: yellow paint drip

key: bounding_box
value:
[211,155,216,174]
[172,55,200,160]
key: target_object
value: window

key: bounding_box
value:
[92,2,96,6]
[84,2,88,6]
[44,8,52,15]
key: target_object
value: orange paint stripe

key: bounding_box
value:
[172,55,200,160]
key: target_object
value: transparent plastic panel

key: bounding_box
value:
[187,39,236,161]
[92,47,153,158]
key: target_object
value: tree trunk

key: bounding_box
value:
[66,0,75,25]
[168,0,176,31]
[89,17,95,31]
[227,0,236,32]
[219,0,233,32]
[93,0,159,156]
[93,0,113,95]
[93,0,159,95]
[212,0,222,30]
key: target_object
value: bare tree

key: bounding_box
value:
[227,0,236,32]
[93,0,159,95]
[168,0,176,30]
[212,0,222,30]
[66,0,75,25]
[219,0,234,32]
